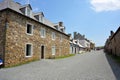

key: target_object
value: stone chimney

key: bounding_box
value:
[59,22,63,26]
[110,31,114,36]
[74,32,77,39]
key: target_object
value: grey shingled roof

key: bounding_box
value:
[0,0,55,27]
[0,0,68,35]
[0,0,23,14]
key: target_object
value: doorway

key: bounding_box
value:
[41,45,45,59]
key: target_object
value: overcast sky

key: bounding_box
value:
[12,0,120,46]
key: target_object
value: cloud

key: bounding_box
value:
[90,0,120,12]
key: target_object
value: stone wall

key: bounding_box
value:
[3,9,70,67]
[105,27,120,56]
[113,31,120,56]
[0,10,6,61]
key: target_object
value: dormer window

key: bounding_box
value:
[20,4,32,17]
[26,7,31,17]
[39,16,44,23]
[54,25,59,30]
[34,12,44,23]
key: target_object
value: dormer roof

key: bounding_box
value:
[20,4,32,10]
[33,12,44,17]
[0,0,68,36]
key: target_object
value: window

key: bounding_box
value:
[39,16,44,23]
[26,7,31,17]
[52,32,56,40]
[40,28,46,38]
[27,8,30,16]
[52,46,56,55]
[26,23,33,35]
[25,44,33,57]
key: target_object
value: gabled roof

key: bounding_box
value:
[20,4,32,10]
[0,0,22,13]
[0,0,69,37]
[70,39,84,48]
[110,26,120,40]
[33,12,44,17]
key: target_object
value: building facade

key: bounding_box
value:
[105,27,120,56]
[69,32,95,54]
[70,39,83,54]
[0,0,70,67]
[73,32,92,51]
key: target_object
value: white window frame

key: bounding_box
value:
[25,7,32,17]
[52,46,56,55]
[26,23,33,35]
[25,43,33,57]
[39,16,44,23]
[52,32,56,40]
[40,28,46,38]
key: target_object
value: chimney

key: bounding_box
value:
[74,32,77,39]
[110,31,114,36]
[59,22,63,26]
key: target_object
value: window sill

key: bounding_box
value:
[41,36,46,38]
[25,56,32,58]
[26,33,33,36]
[52,39,55,41]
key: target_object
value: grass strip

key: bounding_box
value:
[55,54,75,59]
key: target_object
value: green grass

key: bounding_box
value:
[4,54,75,68]
[111,55,120,63]
[55,54,75,59]
[4,59,39,68]
[108,54,120,63]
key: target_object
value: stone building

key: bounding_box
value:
[104,27,120,56]
[0,0,70,67]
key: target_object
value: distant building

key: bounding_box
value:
[70,39,83,54]
[0,0,70,67]
[73,32,92,51]
[69,32,95,54]
[90,41,95,50]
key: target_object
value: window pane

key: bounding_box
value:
[52,46,55,55]
[27,8,31,16]
[27,24,33,34]
[26,44,32,56]
[41,28,46,38]
[52,32,55,40]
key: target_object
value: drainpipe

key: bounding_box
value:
[3,10,9,67]
[2,19,8,67]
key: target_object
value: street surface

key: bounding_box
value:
[0,50,120,80]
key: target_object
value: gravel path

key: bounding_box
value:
[0,50,120,80]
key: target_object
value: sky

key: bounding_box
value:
[10,0,120,46]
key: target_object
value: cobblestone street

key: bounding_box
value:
[0,50,120,80]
